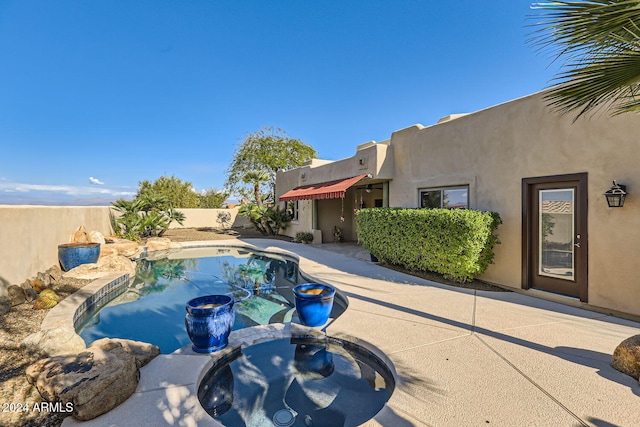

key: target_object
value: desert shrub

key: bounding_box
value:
[356,208,501,282]
[111,195,185,241]
[238,204,291,235]
[295,232,314,244]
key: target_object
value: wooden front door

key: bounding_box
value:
[522,173,588,302]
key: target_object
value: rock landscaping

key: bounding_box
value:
[612,334,640,381]
[0,272,92,427]
[0,227,150,426]
[26,338,159,421]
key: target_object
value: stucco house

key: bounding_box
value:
[275,92,640,318]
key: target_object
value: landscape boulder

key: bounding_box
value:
[144,237,174,252]
[100,238,142,259]
[7,285,26,306]
[70,225,89,243]
[46,264,63,283]
[92,337,160,368]
[26,338,159,421]
[20,281,38,302]
[63,254,136,280]
[88,230,106,244]
[28,278,47,293]
[612,334,640,381]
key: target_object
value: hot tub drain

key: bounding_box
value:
[273,408,296,426]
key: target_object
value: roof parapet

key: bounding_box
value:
[436,114,468,124]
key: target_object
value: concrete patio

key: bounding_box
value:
[63,239,640,427]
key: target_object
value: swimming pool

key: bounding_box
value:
[77,246,346,353]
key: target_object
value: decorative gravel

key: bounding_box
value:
[0,278,89,427]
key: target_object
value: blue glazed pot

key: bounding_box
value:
[58,243,101,272]
[185,295,235,353]
[293,283,335,327]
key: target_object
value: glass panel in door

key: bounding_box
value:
[538,189,574,280]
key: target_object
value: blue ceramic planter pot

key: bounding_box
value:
[58,242,101,272]
[293,283,335,327]
[185,295,235,353]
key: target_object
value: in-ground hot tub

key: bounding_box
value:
[198,335,395,427]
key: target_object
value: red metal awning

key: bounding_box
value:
[279,174,369,202]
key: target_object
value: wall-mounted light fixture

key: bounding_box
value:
[604,180,627,208]
[365,184,373,193]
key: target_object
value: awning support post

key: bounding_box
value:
[383,181,389,207]
[312,200,318,229]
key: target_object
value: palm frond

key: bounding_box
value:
[530,0,640,118]
[546,49,640,116]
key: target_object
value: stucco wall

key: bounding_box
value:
[275,91,640,316]
[387,92,640,316]
[276,140,394,242]
[0,206,248,296]
[0,206,114,294]
[173,207,249,229]
[282,200,315,241]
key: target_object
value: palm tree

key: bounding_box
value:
[242,171,270,206]
[531,1,640,119]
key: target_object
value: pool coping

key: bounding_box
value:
[43,271,131,333]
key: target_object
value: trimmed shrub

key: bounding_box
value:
[356,208,502,282]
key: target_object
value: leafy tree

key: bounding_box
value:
[137,176,201,208]
[137,175,228,208]
[112,175,230,240]
[226,127,317,203]
[531,1,640,119]
[199,189,229,209]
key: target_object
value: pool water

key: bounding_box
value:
[198,337,394,427]
[77,247,338,353]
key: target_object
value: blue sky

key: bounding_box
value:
[0,1,559,205]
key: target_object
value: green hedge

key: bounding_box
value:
[356,208,502,282]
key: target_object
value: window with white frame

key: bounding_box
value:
[285,200,299,221]
[420,186,469,209]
